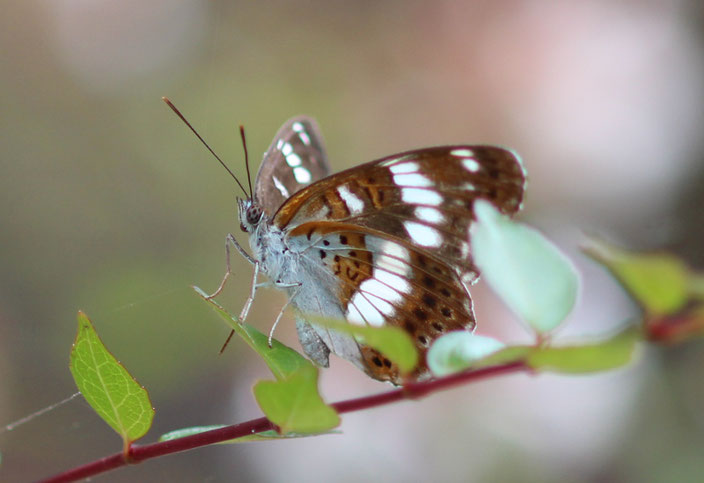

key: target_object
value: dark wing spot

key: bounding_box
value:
[413,308,428,320]
[441,307,452,317]
[418,335,428,345]
[432,322,444,332]
[422,294,437,308]
[383,358,392,368]
[319,250,326,259]
[323,240,330,246]
[422,276,435,288]
[346,267,359,281]
[340,235,348,245]
[372,356,383,367]
[440,288,451,297]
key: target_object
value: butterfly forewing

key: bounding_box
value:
[255,116,330,217]
[276,146,525,284]
[269,145,525,383]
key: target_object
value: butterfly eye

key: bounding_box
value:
[246,205,262,226]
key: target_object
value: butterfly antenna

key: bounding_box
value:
[162,97,249,198]
[239,125,253,198]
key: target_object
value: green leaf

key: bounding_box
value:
[159,425,225,441]
[69,311,154,447]
[159,425,341,444]
[478,327,640,373]
[195,288,338,434]
[223,429,341,443]
[159,426,340,443]
[470,201,579,334]
[526,327,640,373]
[253,365,340,434]
[427,331,505,376]
[476,345,534,367]
[308,316,418,373]
[194,286,310,380]
[585,242,689,315]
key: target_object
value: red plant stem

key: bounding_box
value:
[38,361,527,483]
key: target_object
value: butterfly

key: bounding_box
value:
[164,101,526,384]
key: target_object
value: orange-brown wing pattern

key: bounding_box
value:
[276,146,525,285]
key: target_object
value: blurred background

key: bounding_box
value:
[2,1,704,481]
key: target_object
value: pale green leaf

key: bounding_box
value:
[470,201,579,333]
[526,327,640,373]
[427,331,505,376]
[308,316,418,373]
[159,426,340,443]
[585,242,689,315]
[159,425,225,441]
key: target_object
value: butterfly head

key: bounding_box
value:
[237,197,263,233]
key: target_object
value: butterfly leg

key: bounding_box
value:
[217,260,260,354]
[267,282,302,347]
[237,260,261,322]
[207,233,256,299]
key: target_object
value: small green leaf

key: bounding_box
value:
[427,331,505,376]
[308,316,418,373]
[470,201,579,334]
[222,429,341,443]
[477,345,534,367]
[585,242,689,315]
[159,426,340,443]
[475,328,640,373]
[526,327,640,373]
[69,311,154,446]
[159,425,225,441]
[196,288,338,433]
[253,365,340,434]
[195,287,310,380]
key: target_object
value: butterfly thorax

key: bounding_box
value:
[238,198,288,284]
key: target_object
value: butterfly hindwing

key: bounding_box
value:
[296,224,476,383]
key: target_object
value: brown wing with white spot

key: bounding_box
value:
[296,223,476,383]
[277,146,525,383]
[276,146,526,285]
[254,116,330,217]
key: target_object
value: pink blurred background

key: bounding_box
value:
[2,1,703,481]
